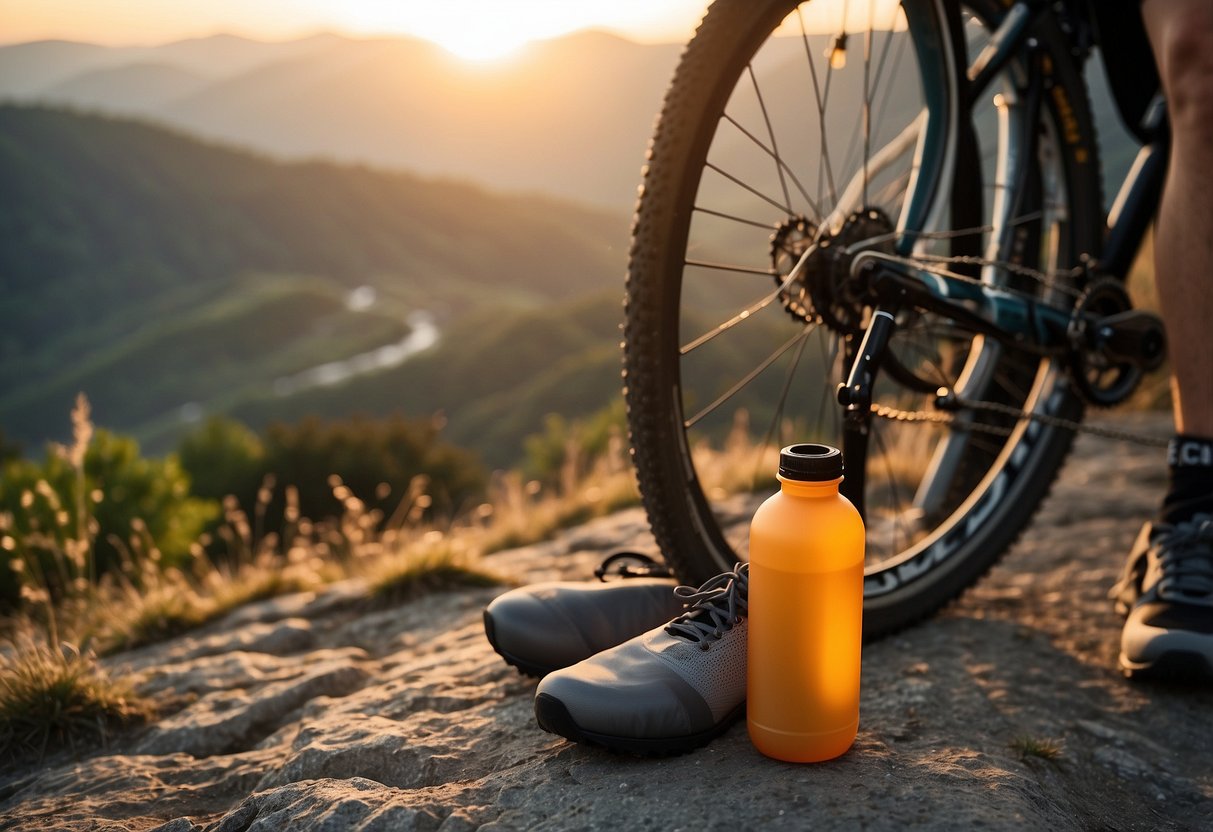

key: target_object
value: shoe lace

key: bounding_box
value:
[593,550,674,582]
[664,563,749,650]
[1155,514,1213,605]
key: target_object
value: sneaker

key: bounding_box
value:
[534,563,748,755]
[1110,513,1213,680]
[483,552,680,678]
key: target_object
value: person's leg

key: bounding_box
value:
[1141,0,1213,523]
[1111,1,1213,681]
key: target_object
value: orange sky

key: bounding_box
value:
[0,1,714,55]
[1,0,906,62]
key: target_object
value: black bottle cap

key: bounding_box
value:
[778,443,843,481]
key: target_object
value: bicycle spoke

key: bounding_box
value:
[868,5,903,109]
[755,329,812,483]
[992,367,1032,402]
[839,211,1049,257]
[871,425,912,554]
[868,31,910,171]
[746,64,794,215]
[812,331,839,437]
[797,6,839,207]
[705,161,795,215]
[693,204,778,232]
[680,281,793,355]
[828,1,909,214]
[862,3,874,207]
[823,114,922,229]
[684,324,814,429]
[684,258,778,277]
[721,114,824,220]
[870,169,912,212]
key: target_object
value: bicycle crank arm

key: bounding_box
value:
[1089,309,1167,372]
[851,250,1073,355]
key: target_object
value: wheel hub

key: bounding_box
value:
[770,208,895,335]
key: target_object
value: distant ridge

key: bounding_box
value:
[0,31,682,208]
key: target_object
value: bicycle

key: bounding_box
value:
[623,0,1169,639]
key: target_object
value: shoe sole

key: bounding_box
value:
[534,692,745,756]
[483,611,556,678]
[1119,649,1213,683]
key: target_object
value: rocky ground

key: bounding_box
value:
[1,414,1210,831]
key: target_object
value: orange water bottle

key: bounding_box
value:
[747,443,865,762]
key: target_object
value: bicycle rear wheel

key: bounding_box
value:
[624,0,1102,638]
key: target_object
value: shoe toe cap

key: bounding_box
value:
[1122,601,1213,666]
[535,645,714,739]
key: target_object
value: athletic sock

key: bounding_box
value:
[1158,434,1213,526]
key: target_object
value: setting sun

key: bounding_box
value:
[331,1,714,61]
[339,3,570,61]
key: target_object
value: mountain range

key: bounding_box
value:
[0,32,682,210]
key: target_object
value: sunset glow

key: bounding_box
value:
[0,0,715,50]
[336,2,709,61]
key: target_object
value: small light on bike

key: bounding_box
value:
[825,33,848,70]
[993,93,1007,110]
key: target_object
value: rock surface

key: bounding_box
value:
[2,414,1210,830]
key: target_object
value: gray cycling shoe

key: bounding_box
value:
[534,563,748,755]
[483,553,680,678]
[1111,514,1213,681]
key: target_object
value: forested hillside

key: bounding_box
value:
[0,106,631,460]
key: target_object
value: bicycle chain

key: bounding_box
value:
[841,223,1168,447]
[870,397,1170,447]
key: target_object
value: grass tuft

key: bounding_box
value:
[111,586,211,652]
[1009,735,1064,762]
[0,636,153,761]
[97,555,323,655]
[368,537,504,606]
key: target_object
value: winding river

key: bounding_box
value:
[271,309,440,396]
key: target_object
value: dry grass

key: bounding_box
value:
[0,398,793,759]
[478,426,641,554]
[0,633,153,760]
[689,411,782,503]
[366,534,504,606]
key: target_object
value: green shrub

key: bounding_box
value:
[179,415,487,535]
[523,399,626,486]
[177,416,265,506]
[0,428,21,465]
[0,400,218,606]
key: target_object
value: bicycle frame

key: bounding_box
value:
[837,0,1169,512]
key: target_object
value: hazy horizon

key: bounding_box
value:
[0,1,715,58]
[0,0,907,58]
[0,25,683,52]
